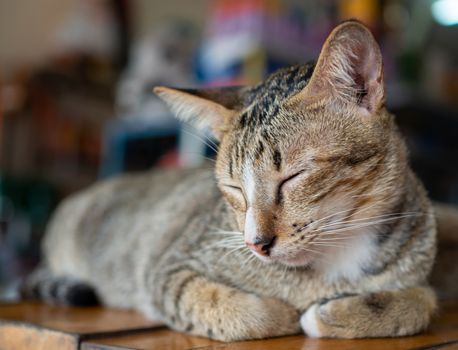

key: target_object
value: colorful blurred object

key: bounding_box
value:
[338,0,379,27]
[195,0,333,85]
[432,0,458,26]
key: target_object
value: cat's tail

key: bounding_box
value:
[21,265,99,306]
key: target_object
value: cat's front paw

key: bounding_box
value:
[301,288,436,339]
[300,297,372,338]
[301,297,372,338]
[300,303,324,338]
[300,299,355,338]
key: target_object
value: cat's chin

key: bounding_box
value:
[252,251,314,268]
[273,250,317,267]
[250,251,275,264]
[278,256,314,268]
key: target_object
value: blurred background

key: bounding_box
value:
[0,0,457,300]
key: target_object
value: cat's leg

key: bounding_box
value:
[22,265,99,306]
[301,287,436,338]
[150,266,301,341]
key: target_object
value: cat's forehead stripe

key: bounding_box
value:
[273,149,282,171]
[238,63,314,132]
[228,157,233,178]
[228,63,314,176]
[254,140,265,161]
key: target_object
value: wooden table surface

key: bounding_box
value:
[1,301,458,350]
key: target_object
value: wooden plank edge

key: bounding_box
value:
[0,322,78,350]
[0,319,167,350]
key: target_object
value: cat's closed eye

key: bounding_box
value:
[279,170,305,190]
[224,184,243,191]
[221,184,246,211]
[275,170,306,204]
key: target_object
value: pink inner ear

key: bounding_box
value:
[350,55,372,109]
[285,22,384,112]
[343,32,384,112]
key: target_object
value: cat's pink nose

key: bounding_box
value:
[245,236,277,256]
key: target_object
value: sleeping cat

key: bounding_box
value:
[24,21,437,340]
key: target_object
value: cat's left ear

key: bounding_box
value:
[153,86,246,140]
[291,20,384,115]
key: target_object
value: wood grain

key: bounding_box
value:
[0,301,162,350]
[0,301,161,334]
[1,301,458,350]
[0,323,77,350]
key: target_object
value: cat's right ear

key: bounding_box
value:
[289,20,384,116]
[153,86,246,140]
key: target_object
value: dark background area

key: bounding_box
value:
[1,0,457,299]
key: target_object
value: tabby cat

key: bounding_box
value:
[24,21,437,340]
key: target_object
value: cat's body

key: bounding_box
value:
[30,164,436,339]
[24,21,438,340]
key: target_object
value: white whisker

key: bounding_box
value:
[220,246,246,260]
[310,242,353,249]
[182,129,218,153]
[319,212,422,229]
[306,201,381,230]
[316,214,420,236]
[313,235,357,242]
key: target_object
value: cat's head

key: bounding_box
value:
[155,21,408,269]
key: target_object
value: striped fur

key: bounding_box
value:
[25,21,438,341]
